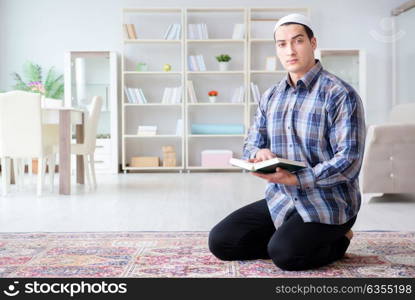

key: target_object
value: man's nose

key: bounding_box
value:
[286,42,296,56]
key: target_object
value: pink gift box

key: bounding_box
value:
[201,150,233,167]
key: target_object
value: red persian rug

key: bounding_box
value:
[0,231,414,277]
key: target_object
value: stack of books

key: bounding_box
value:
[188,55,206,71]
[164,24,181,40]
[188,24,209,39]
[161,86,183,104]
[137,125,157,136]
[124,24,137,39]
[231,86,245,103]
[187,80,198,103]
[124,87,148,104]
[250,82,261,103]
[232,24,245,39]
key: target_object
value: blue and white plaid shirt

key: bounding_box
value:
[243,60,366,228]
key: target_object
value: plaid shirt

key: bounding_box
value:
[243,60,366,228]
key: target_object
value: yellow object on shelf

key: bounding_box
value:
[131,156,159,167]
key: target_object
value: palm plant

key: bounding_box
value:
[11,61,64,99]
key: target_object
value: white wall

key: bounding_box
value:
[0,0,408,124]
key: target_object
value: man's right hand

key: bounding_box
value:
[254,149,276,162]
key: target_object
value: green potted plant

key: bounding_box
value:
[215,54,231,71]
[11,61,64,107]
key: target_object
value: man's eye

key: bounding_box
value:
[278,43,285,47]
[295,39,304,43]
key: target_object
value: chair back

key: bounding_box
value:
[0,91,43,157]
[84,96,103,153]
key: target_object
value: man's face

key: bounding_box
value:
[274,24,317,75]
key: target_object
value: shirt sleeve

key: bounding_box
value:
[296,90,366,190]
[242,87,275,160]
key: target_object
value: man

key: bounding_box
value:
[208,14,366,271]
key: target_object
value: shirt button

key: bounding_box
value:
[294,197,298,201]
[389,156,394,161]
[287,126,291,130]
[390,173,394,178]
[289,144,293,148]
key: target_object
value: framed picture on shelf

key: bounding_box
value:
[265,56,277,71]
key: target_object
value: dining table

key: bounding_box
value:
[42,107,85,195]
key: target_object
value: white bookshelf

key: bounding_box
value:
[315,49,367,114]
[122,8,185,172]
[121,7,314,172]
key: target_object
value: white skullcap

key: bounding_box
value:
[273,13,313,36]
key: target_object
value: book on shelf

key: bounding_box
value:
[231,86,245,103]
[232,24,245,39]
[137,125,157,136]
[188,23,209,39]
[187,80,198,103]
[229,157,306,174]
[123,24,130,39]
[161,86,182,104]
[188,55,206,71]
[164,24,181,40]
[124,24,137,39]
[250,82,261,103]
[124,87,147,104]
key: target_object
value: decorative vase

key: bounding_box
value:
[136,62,148,72]
[208,96,217,103]
[219,62,229,71]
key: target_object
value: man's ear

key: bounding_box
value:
[310,37,317,50]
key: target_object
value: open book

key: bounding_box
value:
[229,157,306,174]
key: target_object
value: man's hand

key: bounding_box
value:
[251,167,298,186]
[255,149,276,161]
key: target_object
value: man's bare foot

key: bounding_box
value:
[345,230,353,241]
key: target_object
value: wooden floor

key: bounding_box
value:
[0,173,414,232]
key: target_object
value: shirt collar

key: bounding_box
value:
[279,59,323,92]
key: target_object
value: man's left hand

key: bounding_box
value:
[251,167,298,186]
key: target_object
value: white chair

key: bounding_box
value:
[71,96,102,190]
[0,91,57,196]
[360,103,415,197]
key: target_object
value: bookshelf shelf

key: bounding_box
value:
[187,39,245,43]
[124,103,183,107]
[125,166,184,171]
[250,39,274,42]
[188,134,245,138]
[187,71,245,75]
[123,71,183,75]
[124,134,182,139]
[187,103,245,106]
[124,39,181,43]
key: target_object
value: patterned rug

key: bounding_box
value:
[0,231,414,278]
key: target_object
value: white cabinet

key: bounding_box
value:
[64,51,119,174]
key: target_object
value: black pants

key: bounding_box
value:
[208,199,356,271]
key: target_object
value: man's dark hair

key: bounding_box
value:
[273,22,314,42]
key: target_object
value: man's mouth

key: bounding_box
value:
[287,59,298,64]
